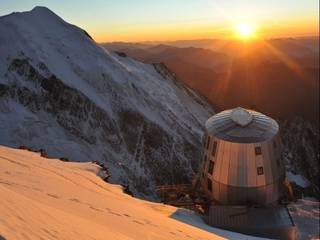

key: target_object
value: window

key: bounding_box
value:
[255,146,262,155]
[208,161,214,175]
[207,178,212,192]
[257,166,264,175]
[206,136,211,149]
[211,141,217,157]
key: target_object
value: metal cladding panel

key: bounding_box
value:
[210,137,218,162]
[274,136,281,165]
[274,137,283,179]
[213,179,220,200]
[207,136,213,159]
[212,181,283,205]
[262,142,274,185]
[220,141,231,185]
[256,186,266,203]
[208,206,296,240]
[246,144,257,187]
[234,185,247,204]
[219,181,228,203]
[277,135,285,177]
[202,153,207,173]
[213,140,224,182]
[202,148,206,165]
[226,184,236,204]
[255,143,266,187]
[237,144,248,187]
[266,183,278,203]
[228,143,238,186]
[265,184,272,203]
[205,108,279,143]
[258,185,266,204]
[269,140,279,183]
[276,135,282,158]
[200,108,284,205]
[247,186,257,203]
[275,135,284,178]
[202,137,284,188]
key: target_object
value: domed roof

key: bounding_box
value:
[205,107,279,143]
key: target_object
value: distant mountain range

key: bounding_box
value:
[103,37,319,123]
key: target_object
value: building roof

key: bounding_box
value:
[205,107,279,143]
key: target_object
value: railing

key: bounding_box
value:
[155,184,192,192]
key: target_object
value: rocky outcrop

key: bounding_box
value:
[0,56,210,197]
[5,58,120,146]
[281,118,319,197]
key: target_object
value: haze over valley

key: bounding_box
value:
[103,37,319,123]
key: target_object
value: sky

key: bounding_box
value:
[0,0,319,42]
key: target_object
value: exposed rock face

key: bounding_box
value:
[281,118,319,196]
[5,58,119,146]
[0,7,213,198]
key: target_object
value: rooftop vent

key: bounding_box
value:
[230,107,253,127]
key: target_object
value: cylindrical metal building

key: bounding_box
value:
[200,107,285,205]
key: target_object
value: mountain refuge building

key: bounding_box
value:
[200,107,285,205]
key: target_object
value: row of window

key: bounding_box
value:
[205,135,278,152]
[205,134,278,148]
[205,136,263,157]
[202,135,281,185]
[202,145,217,165]
[206,161,264,176]
[255,146,262,155]
[206,165,265,191]
[205,137,217,156]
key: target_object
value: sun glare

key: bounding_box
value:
[236,23,255,39]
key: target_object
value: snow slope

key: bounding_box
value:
[0,7,214,197]
[288,198,320,240]
[0,145,265,240]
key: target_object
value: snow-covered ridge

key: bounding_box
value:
[0,6,214,197]
[0,145,266,240]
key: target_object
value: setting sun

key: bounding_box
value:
[236,23,256,39]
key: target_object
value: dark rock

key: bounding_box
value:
[59,157,69,162]
[82,30,93,40]
[281,117,319,198]
[115,51,127,57]
[122,184,134,197]
[39,149,48,158]
[1,57,206,197]
[18,145,28,150]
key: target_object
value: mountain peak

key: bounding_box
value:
[0,6,63,24]
[29,6,60,19]
[31,6,52,12]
